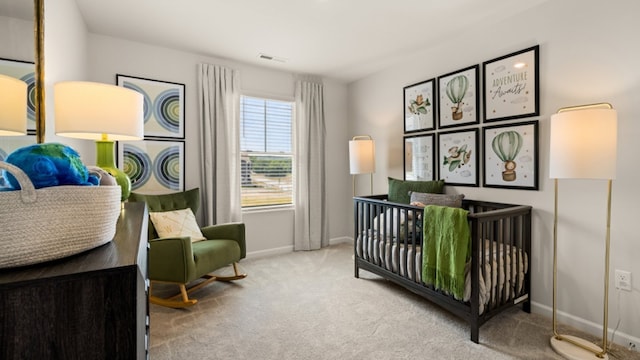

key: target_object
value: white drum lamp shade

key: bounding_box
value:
[549,108,617,180]
[0,74,28,136]
[54,81,144,141]
[349,138,375,175]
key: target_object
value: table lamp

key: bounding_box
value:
[0,74,28,136]
[54,81,144,201]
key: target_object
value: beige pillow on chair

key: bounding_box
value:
[149,208,206,242]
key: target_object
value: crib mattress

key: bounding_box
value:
[356,232,528,314]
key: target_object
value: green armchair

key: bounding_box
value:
[129,188,246,308]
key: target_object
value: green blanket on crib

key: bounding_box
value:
[422,205,470,300]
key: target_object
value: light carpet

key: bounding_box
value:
[149,243,638,360]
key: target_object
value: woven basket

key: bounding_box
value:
[0,161,121,269]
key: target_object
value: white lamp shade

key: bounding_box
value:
[549,108,617,180]
[0,74,28,136]
[349,139,375,174]
[54,81,144,141]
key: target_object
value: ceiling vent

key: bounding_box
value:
[258,53,287,63]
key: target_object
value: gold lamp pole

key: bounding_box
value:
[549,103,617,360]
[349,135,375,196]
[34,0,45,144]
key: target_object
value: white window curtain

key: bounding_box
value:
[198,63,242,224]
[294,79,329,251]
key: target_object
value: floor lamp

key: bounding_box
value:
[0,74,28,136]
[549,103,617,360]
[349,135,375,196]
[54,81,144,201]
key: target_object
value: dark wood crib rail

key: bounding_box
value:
[353,195,532,343]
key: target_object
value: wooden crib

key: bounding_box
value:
[353,195,532,343]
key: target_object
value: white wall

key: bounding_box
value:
[85,34,351,255]
[43,0,89,154]
[348,0,640,345]
[0,15,33,62]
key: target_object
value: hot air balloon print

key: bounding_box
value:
[446,75,469,120]
[491,130,523,181]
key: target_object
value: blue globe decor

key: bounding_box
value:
[3,143,99,190]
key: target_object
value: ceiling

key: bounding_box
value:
[56,1,549,82]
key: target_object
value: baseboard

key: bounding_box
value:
[246,237,354,259]
[531,301,640,350]
[246,245,293,259]
[329,236,353,246]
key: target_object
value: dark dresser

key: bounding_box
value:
[0,202,149,360]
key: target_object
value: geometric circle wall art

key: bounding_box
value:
[153,145,182,190]
[118,139,185,194]
[21,72,36,124]
[116,74,185,139]
[118,80,153,124]
[0,58,36,132]
[121,144,152,190]
[154,89,181,134]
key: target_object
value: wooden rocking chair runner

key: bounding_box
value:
[129,188,246,308]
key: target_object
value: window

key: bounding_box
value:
[240,95,293,208]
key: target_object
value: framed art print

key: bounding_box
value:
[437,128,479,187]
[403,78,435,133]
[437,65,479,129]
[116,74,185,139]
[117,139,185,194]
[0,58,36,132]
[483,45,539,122]
[483,120,538,190]
[404,133,435,181]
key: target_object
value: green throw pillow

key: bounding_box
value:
[388,177,445,204]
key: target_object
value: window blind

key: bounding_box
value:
[240,96,293,207]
